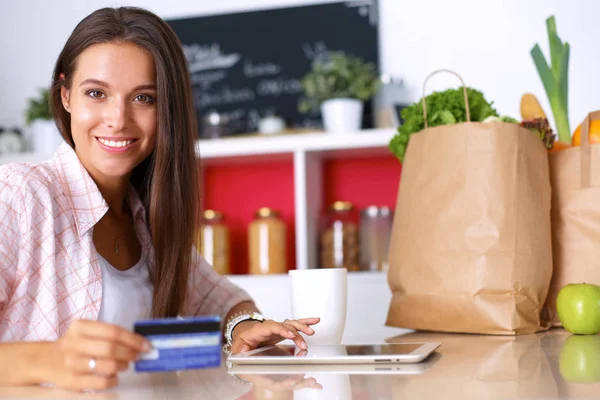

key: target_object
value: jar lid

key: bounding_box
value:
[362,206,393,218]
[202,209,224,220]
[255,207,280,218]
[330,201,354,212]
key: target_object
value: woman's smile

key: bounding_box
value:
[95,136,139,153]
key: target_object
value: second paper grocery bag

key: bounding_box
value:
[545,111,600,325]
[386,73,553,335]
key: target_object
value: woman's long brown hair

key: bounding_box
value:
[49,7,199,318]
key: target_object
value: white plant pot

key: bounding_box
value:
[26,120,65,154]
[320,98,363,134]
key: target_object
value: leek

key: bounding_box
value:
[531,15,571,143]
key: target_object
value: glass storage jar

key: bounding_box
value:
[319,201,360,271]
[197,210,230,275]
[359,206,393,271]
[249,207,287,275]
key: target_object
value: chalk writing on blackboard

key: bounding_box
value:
[183,43,240,73]
[256,78,303,97]
[197,86,255,108]
[244,60,281,78]
[168,1,379,136]
[302,41,329,61]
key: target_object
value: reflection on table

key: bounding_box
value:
[4,330,600,399]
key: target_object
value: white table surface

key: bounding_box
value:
[1,328,597,399]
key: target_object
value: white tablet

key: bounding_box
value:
[227,342,441,365]
[229,352,442,376]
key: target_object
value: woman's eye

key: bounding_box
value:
[86,90,105,99]
[135,94,155,104]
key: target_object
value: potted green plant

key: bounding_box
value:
[25,88,52,125]
[299,52,380,133]
[25,87,63,153]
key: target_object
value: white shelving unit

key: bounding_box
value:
[197,128,395,164]
[0,128,398,271]
[197,128,397,270]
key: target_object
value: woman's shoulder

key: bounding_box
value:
[0,161,60,205]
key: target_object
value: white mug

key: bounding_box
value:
[289,268,347,345]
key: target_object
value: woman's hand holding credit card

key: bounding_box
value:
[37,320,151,391]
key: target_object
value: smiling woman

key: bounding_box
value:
[0,6,318,393]
[49,8,197,316]
[61,43,158,190]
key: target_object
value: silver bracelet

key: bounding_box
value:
[223,311,265,355]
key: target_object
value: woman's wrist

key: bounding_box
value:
[223,308,265,344]
[0,341,53,386]
[25,341,54,385]
[231,320,260,341]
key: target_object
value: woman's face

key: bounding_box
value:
[61,42,157,180]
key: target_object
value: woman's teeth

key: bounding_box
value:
[97,138,135,148]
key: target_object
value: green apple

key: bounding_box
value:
[560,335,600,383]
[557,283,600,334]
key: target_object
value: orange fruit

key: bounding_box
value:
[571,120,600,146]
[549,141,572,152]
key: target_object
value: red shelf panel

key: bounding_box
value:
[200,153,402,274]
[322,154,402,212]
[202,160,296,274]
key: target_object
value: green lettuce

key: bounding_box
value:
[389,87,498,163]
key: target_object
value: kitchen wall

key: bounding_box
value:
[0,0,597,133]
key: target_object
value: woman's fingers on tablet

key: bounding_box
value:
[281,323,306,350]
[231,319,315,353]
[283,320,315,336]
[238,344,251,354]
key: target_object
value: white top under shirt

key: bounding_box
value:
[97,253,153,329]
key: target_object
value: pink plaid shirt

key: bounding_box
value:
[0,143,252,342]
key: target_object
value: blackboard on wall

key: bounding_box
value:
[166,1,379,137]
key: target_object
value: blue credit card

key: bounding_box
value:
[134,316,222,372]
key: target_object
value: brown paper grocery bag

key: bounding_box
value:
[385,70,553,335]
[545,111,600,325]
